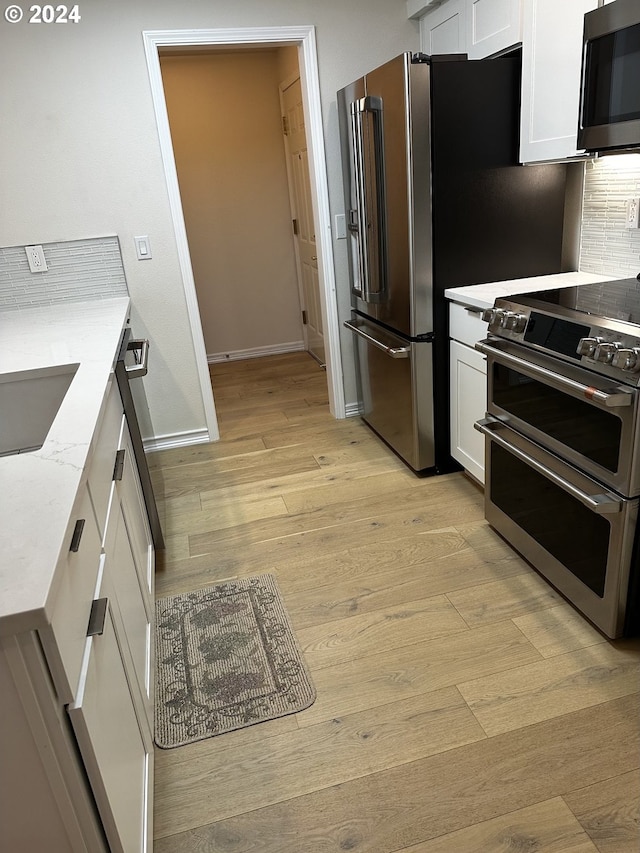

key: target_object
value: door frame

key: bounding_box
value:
[142,26,345,441]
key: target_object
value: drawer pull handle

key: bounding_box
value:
[69,519,85,553]
[113,448,126,482]
[87,598,108,637]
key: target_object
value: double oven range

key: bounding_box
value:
[475,277,640,639]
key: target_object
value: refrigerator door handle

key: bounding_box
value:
[351,95,387,304]
[344,320,410,358]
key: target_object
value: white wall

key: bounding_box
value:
[160,50,303,360]
[0,1,419,444]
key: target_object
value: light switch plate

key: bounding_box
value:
[134,235,152,260]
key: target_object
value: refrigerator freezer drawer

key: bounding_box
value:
[346,316,435,471]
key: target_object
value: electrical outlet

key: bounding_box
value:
[25,245,48,272]
[625,198,640,230]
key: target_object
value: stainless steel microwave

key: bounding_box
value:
[578,0,640,153]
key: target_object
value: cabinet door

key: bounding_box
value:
[520,0,599,163]
[47,488,102,703]
[68,576,153,853]
[450,339,487,483]
[466,0,522,59]
[420,0,466,55]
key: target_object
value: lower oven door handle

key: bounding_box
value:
[344,320,410,358]
[474,418,623,515]
[475,340,633,408]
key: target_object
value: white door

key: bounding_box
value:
[281,76,325,366]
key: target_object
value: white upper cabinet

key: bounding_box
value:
[415,0,522,58]
[419,0,466,55]
[519,0,599,163]
[466,0,523,59]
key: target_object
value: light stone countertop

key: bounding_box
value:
[444,271,616,311]
[0,297,130,636]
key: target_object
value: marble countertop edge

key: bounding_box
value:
[0,297,131,637]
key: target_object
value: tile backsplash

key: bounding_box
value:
[0,236,128,310]
[579,154,640,279]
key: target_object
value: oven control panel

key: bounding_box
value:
[482,299,640,384]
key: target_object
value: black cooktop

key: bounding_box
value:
[524,276,640,325]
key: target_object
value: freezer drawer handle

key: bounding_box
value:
[344,320,410,359]
[124,338,149,378]
[475,339,633,408]
[474,417,622,515]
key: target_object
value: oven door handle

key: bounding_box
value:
[475,418,623,515]
[475,340,633,408]
[124,338,149,379]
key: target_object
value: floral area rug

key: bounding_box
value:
[154,574,316,748]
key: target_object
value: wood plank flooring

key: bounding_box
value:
[151,352,640,853]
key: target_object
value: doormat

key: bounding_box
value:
[154,574,316,748]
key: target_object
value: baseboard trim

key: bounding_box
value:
[143,428,211,453]
[208,341,305,364]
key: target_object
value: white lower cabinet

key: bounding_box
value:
[0,377,155,851]
[68,566,152,853]
[450,339,487,483]
[449,301,488,483]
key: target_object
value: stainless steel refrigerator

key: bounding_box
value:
[338,50,575,473]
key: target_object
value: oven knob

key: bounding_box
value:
[612,348,640,372]
[500,311,527,332]
[481,308,505,326]
[576,336,602,357]
[593,341,622,364]
[503,312,527,332]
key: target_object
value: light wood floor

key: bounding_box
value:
[150,351,640,853]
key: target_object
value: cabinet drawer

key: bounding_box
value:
[449,301,487,348]
[68,567,153,853]
[87,380,124,541]
[49,487,102,702]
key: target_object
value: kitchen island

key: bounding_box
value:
[0,297,155,853]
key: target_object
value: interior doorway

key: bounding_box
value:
[143,27,344,445]
[280,74,325,367]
